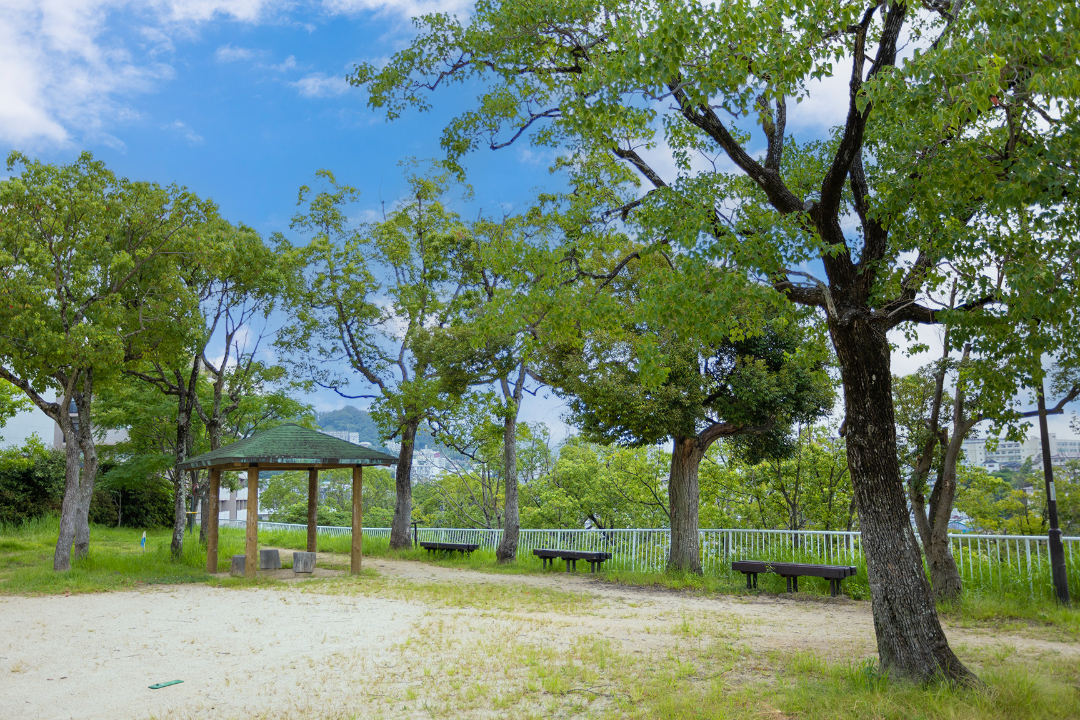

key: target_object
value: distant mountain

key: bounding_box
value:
[316,406,382,437]
[315,406,447,454]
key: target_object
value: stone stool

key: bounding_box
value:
[259,548,281,570]
[230,555,245,577]
[293,551,316,574]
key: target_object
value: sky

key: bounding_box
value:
[0,0,1075,448]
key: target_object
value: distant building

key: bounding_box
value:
[0,405,55,449]
[215,472,267,521]
[319,429,360,445]
[383,441,453,480]
[962,433,1080,471]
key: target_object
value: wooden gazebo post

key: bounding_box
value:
[351,465,363,574]
[307,468,319,553]
[245,466,260,578]
[206,468,221,573]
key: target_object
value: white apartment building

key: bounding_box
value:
[962,433,1080,469]
[384,441,453,480]
[214,473,267,521]
[320,429,361,444]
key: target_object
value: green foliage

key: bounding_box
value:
[277,164,474,442]
[701,425,854,531]
[261,466,397,527]
[0,438,65,525]
[415,421,552,528]
[0,152,215,401]
[521,437,670,529]
[957,465,1043,535]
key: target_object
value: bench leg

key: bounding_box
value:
[753,573,757,589]
[786,576,792,593]
[745,572,752,590]
[565,558,572,573]
[793,576,798,592]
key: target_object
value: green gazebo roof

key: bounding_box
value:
[177,423,397,471]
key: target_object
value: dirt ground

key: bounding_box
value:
[1,557,1075,720]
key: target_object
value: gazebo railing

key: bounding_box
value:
[215,520,1080,598]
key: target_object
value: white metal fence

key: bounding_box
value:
[217,520,1080,598]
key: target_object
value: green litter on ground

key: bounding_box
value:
[148,680,183,689]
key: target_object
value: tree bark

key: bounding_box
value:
[832,317,971,683]
[69,374,99,561]
[170,359,201,559]
[389,417,420,549]
[495,405,520,562]
[198,475,210,544]
[668,435,705,573]
[914,424,967,602]
[54,414,83,571]
[496,366,527,563]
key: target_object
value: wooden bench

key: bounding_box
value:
[419,541,480,557]
[732,560,857,597]
[533,548,612,573]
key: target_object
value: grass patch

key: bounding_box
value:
[316,572,596,614]
[0,516,303,594]
[938,591,1080,641]
[632,648,1080,720]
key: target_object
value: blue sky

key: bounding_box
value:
[0,0,580,441]
[1,0,1075,445]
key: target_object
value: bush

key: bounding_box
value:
[88,474,174,529]
[0,439,65,524]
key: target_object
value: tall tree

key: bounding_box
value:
[431,212,568,561]
[546,264,833,572]
[352,1,1080,681]
[279,166,472,549]
[0,153,212,570]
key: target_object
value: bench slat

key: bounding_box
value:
[533,549,612,561]
[420,542,480,552]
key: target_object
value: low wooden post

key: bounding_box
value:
[207,468,221,574]
[351,465,363,574]
[245,466,260,578]
[307,468,319,553]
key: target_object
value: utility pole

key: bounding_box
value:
[1037,379,1071,605]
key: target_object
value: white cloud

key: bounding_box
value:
[268,55,299,72]
[291,72,349,98]
[321,0,474,18]
[162,119,204,145]
[788,60,852,132]
[214,43,260,62]
[0,0,277,149]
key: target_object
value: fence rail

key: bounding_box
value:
[217,520,1080,599]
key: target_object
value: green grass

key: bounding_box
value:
[629,647,1080,720]
[0,516,289,594]
[937,591,1080,641]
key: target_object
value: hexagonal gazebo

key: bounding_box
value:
[177,423,397,577]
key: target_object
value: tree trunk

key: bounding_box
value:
[668,435,704,573]
[926,434,965,601]
[170,467,186,559]
[171,360,201,559]
[831,318,973,683]
[54,414,83,571]
[198,471,210,544]
[72,382,98,560]
[389,417,419,549]
[496,407,520,563]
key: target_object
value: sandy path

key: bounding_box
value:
[0,557,1074,720]
[0,585,419,720]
